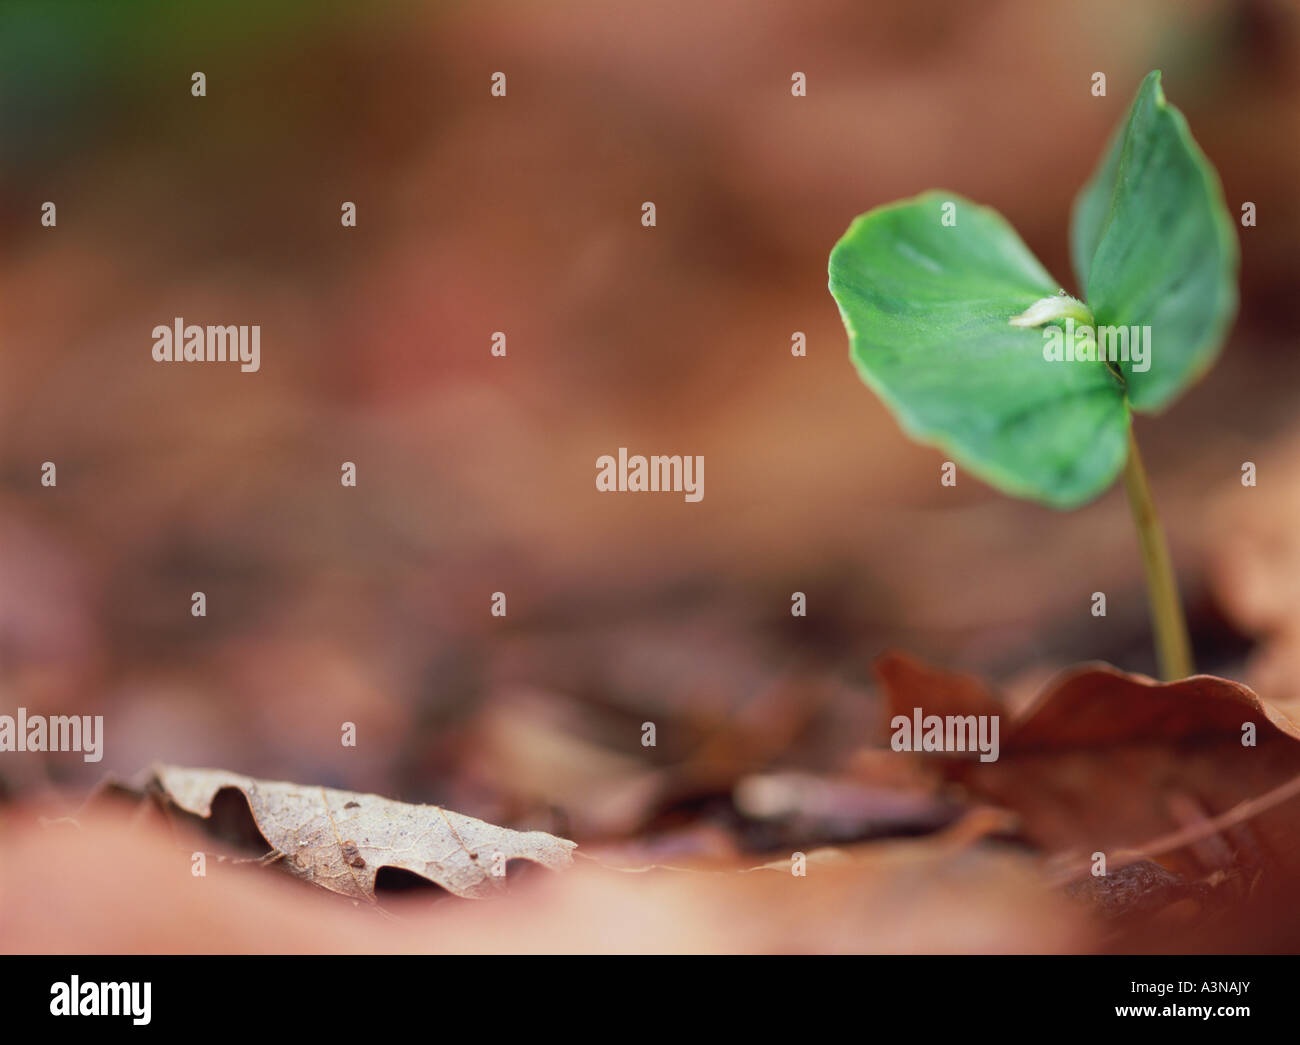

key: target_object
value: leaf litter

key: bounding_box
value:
[146,765,577,901]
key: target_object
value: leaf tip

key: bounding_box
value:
[1140,68,1166,107]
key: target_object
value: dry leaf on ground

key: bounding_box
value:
[875,653,1300,885]
[149,765,577,900]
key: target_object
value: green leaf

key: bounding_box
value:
[829,191,1130,509]
[1070,70,1238,411]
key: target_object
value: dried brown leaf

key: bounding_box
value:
[151,765,577,900]
[875,653,1300,881]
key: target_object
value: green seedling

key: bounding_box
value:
[829,72,1238,681]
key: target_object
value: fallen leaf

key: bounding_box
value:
[149,765,577,900]
[875,653,1300,883]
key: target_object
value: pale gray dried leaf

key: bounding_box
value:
[152,764,576,900]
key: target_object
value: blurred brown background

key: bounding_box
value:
[1,0,1298,841]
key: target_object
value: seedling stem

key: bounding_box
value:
[1121,427,1194,680]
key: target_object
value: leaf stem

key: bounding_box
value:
[1121,426,1194,680]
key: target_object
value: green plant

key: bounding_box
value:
[828,71,1238,681]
